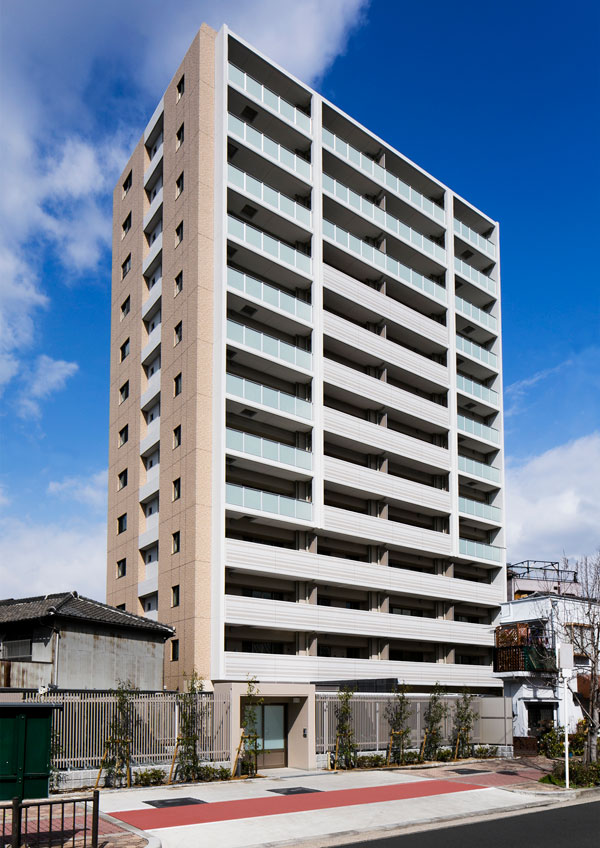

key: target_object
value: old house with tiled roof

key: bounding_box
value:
[0,592,174,691]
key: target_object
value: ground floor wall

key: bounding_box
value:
[504,677,584,737]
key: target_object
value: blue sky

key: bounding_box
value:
[0,0,598,599]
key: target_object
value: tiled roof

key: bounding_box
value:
[0,592,174,638]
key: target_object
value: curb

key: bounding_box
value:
[100,810,162,848]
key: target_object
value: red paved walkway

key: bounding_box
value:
[112,779,482,830]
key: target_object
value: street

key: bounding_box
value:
[346,799,600,848]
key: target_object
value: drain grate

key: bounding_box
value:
[268,786,322,796]
[497,770,520,776]
[452,768,491,775]
[144,797,207,808]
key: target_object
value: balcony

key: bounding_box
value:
[227,215,311,277]
[323,264,447,347]
[322,128,445,224]
[139,465,160,503]
[227,164,311,230]
[456,334,498,371]
[226,319,312,372]
[324,407,449,472]
[457,455,501,484]
[225,595,493,646]
[459,538,502,563]
[455,295,497,333]
[140,372,160,410]
[140,418,160,456]
[456,374,499,407]
[141,325,161,365]
[226,427,312,471]
[323,219,446,304]
[226,482,312,522]
[143,142,163,190]
[142,232,162,276]
[225,539,504,607]
[143,186,163,232]
[322,173,445,263]
[457,413,500,445]
[143,98,164,144]
[226,373,312,421]
[228,63,311,136]
[138,514,159,550]
[228,113,311,182]
[142,277,162,320]
[459,496,501,524]
[493,646,556,674]
[454,257,496,296]
[454,219,495,259]
[227,267,311,324]
[137,561,158,598]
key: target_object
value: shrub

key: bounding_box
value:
[134,768,166,787]
[384,684,412,765]
[176,671,205,782]
[422,683,448,761]
[401,750,421,764]
[196,765,231,782]
[356,754,386,769]
[474,745,498,759]
[538,725,565,759]
[436,747,453,762]
[335,687,357,769]
[452,690,477,759]
[540,760,600,787]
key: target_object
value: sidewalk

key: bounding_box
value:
[97,758,568,848]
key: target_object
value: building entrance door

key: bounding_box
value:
[255,704,287,769]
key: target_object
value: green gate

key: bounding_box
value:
[0,703,60,800]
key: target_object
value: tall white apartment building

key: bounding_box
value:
[107,24,506,696]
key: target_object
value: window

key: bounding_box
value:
[120,296,130,319]
[172,531,180,553]
[117,469,128,490]
[119,381,129,403]
[175,222,183,246]
[118,424,129,446]
[176,123,184,149]
[116,603,126,611]
[116,558,126,578]
[173,425,181,448]
[176,75,185,100]
[171,639,179,661]
[120,339,130,361]
[117,513,127,534]
[172,477,181,501]
[122,213,131,238]
[176,172,184,197]
[121,254,131,279]
[174,271,183,295]
[174,321,183,345]
[122,171,132,196]
[171,585,180,607]
[174,373,182,396]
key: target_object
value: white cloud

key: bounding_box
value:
[16,354,78,419]
[504,358,571,418]
[506,432,600,563]
[48,470,108,512]
[0,518,107,601]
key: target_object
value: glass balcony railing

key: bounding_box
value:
[228,113,311,181]
[458,455,501,484]
[228,164,312,229]
[226,373,312,420]
[226,427,312,470]
[228,63,311,135]
[459,538,502,562]
[455,295,497,332]
[227,215,312,275]
[323,219,446,303]
[456,334,498,369]
[454,257,496,296]
[457,414,500,444]
[322,127,445,223]
[226,318,312,370]
[459,496,501,523]
[456,374,499,407]
[226,482,312,521]
[227,267,312,322]
[322,174,445,263]
[454,219,496,258]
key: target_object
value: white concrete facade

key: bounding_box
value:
[108,24,506,692]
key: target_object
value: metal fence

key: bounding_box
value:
[22,692,230,770]
[315,693,509,754]
[0,792,98,848]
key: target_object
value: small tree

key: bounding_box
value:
[335,686,357,769]
[105,680,137,786]
[452,690,477,758]
[423,683,448,761]
[241,676,263,776]
[384,683,412,763]
[177,670,205,782]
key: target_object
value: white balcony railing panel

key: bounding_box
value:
[324,505,452,556]
[228,64,311,135]
[227,267,312,324]
[226,373,312,421]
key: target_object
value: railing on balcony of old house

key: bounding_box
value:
[493,622,557,673]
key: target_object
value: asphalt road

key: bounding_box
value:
[349,800,600,848]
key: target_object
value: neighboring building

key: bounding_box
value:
[0,592,174,691]
[507,560,581,601]
[107,23,506,699]
[494,593,594,738]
